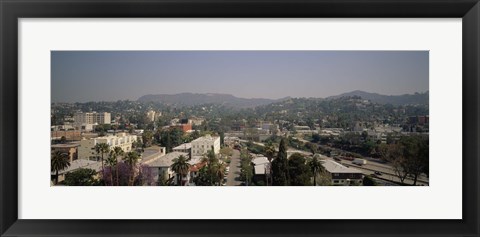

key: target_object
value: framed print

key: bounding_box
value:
[1,0,479,236]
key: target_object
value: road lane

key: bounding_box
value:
[226,149,242,186]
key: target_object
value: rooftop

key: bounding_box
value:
[192,135,220,143]
[56,159,102,175]
[51,143,80,148]
[252,157,269,166]
[173,143,192,150]
[144,152,188,168]
[322,160,363,174]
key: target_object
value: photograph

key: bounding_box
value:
[50,50,429,187]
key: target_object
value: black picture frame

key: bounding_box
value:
[1,0,479,236]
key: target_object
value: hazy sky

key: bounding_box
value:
[51,51,428,103]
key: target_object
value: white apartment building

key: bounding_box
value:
[78,132,137,160]
[74,112,111,131]
[191,135,220,156]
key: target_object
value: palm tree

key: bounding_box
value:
[95,142,110,180]
[264,142,276,186]
[201,149,221,185]
[123,151,140,186]
[112,147,124,186]
[170,155,191,186]
[213,162,226,186]
[105,147,124,186]
[308,155,324,186]
[51,151,71,185]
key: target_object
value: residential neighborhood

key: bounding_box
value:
[51,51,429,187]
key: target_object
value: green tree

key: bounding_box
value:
[239,148,253,186]
[170,155,191,186]
[51,151,71,185]
[123,151,140,186]
[105,146,124,186]
[401,135,429,185]
[272,138,288,186]
[142,130,154,148]
[94,142,110,180]
[219,147,233,159]
[63,168,98,186]
[264,141,276,186]
[158,128,184,152]
[308,155,323,186]
[288,153,311,186]
[363,175,377,186]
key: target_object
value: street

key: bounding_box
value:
[226,149,242,186]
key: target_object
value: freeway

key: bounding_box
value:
[239,137,429,186]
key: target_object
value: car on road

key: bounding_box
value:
[374,171,382,176]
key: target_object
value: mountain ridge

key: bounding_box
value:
[137,90,428,107]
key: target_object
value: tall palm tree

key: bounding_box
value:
[95,142,110,179]
[123,151,140,186]
[170,155,191,186]
[51,151,71,185]
[105,147,123,186]
[213,162,225,186]
[264,142,276,186]
[308,155,323,186]
[112,147,124,186]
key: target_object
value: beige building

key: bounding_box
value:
[143,151,189,185]
[78,133,137,161]
[74,112,111,131]
[172,143,192,154]
[191,135,220,156]
[51,143,80,162]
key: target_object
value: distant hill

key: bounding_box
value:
[327,90,428,106]
[137,93,290,108]
[138,91,428,108]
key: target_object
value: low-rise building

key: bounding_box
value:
[51,143,80,162]
[78,133,137,160]
[172,143,192,154]
[143,151,189,185]
[171,123,192,132]
[52,159,102,184]
[252,156,270,176]
[322,160,364,186]
[191,135,220,156]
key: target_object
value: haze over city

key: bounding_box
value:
[51,51,428,103]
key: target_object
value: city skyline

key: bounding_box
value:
[52,51,429,103]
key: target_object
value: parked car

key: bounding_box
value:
[374,171,382,176]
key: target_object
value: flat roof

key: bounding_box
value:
[51,143,80,148]
[144,152,188,168]
[252,157,269,165]
[173,143,192,150]
[192,135,219,143]
[56,159,102,175]
[322,160,363,174]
